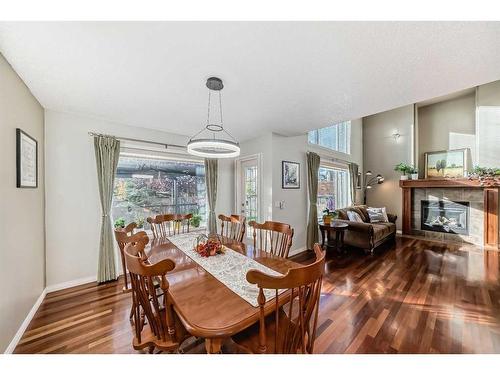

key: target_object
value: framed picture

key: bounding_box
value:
[282,161,300,189]
[424,148,470,179]
[16,128,38,188]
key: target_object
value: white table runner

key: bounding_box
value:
[167,233,284,307]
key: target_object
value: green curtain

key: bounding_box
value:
[94,135,120,283]
[348,162,359,205]
[306,152,321,250]
[204,158,218,234]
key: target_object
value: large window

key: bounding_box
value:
[308,121,351,154]
[317,165,350,217]
[112,153,206,229]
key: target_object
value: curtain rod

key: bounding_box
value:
[88,131,187,150]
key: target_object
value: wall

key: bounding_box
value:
[45,110,233,288]
[363,105,414,230]
[418,93,476,170]
[0,54,45,352]
[239,120,363,255]
[476,80,500,167]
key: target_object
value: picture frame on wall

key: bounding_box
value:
[282,160,300,189]
[424,148,470,179]
[16,128,38,188]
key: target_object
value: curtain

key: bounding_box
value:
[204,158,218,234]
[348,162,359,205]
[94,135,120,283]
[306,152,321,250]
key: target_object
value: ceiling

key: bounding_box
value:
[1,22,500,142]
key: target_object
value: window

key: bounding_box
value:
[112,153,206,229]
[308,121,351,154]
[317,165,350,218]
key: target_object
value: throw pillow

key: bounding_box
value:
[367,207,389,223]
[347,211,364,223]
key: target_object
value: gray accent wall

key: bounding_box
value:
[363,105,414,230]
[0,53,45,352]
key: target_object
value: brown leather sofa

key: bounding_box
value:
[335,205,397,254]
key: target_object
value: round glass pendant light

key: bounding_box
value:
[187,77,240,159]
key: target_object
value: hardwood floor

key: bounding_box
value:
[14,236,500,354]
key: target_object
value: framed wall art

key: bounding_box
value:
[16,128,38,188]
[282,160,300,189]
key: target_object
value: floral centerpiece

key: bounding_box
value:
[193,233,225,257]
[322,197,338,225]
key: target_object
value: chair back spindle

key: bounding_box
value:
[218,214,246,242]
[248,220,294,258]
[124,240,179,352]
[147,214,192,238]
[114,223,148,291]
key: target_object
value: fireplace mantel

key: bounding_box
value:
[399,178,498,188]
[399,178,499,249]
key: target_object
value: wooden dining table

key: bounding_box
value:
[146,235,300,353]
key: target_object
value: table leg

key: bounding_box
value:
[340,231,346,253]
[320,228,326,247]
[335,231,341,253]
[205,338,223,354]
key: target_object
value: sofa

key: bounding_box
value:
[335,205,397,254]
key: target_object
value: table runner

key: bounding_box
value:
[166,233,285,307]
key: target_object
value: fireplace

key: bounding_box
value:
[421,200,470,235]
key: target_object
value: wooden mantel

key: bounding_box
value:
[399,178,499,249]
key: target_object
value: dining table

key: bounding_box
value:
[146,233,301,353]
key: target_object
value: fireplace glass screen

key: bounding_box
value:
[421,200,469,235]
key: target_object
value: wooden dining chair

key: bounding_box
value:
[147,214,193,238]
[114,224,148,292]
[218,214,246,242]
[248,220,294,258]
[124,240,187,353]
[232,243,325,354]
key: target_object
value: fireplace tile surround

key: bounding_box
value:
[400,179,499,249]
[411,187,483,245]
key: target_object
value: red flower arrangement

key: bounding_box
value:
[193,234,225,257]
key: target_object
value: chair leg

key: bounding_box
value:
[129,299,136,322]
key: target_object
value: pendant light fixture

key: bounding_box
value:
[187,77,240,158]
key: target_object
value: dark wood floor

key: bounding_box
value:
[14,236,500,353]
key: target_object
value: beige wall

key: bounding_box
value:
[476,80,500,167]
[363,105,414,230]
[0,54,45,352]
[418,93,476,172]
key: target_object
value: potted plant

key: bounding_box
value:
[322,197,337,225]
[190,213,202,228]
[394,162,412,180]
[134,216,145,229]
[409,166,419,180]
[114,217,125,228]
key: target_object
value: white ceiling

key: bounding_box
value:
[1,22,500,141]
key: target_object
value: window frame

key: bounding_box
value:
[308,121,351,155]
[316,162,351,218]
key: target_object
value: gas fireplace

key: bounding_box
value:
[421,200,470,235]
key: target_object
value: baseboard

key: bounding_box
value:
[4,288,47,354]
[45,275,97,293]
[288,246,307,257]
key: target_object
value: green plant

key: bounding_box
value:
[472,166,500,177]
[408,166,418,174]
[394,162,413,175]
[114,217,125,228]
[322,208,338,218]
[190,214,202,228]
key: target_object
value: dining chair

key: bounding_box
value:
[147,213,193,238]
[218,214,246,242]
[124,239,187,353]
[248,220,294,258]
[114,224,148,292]
[232,243,325,354]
